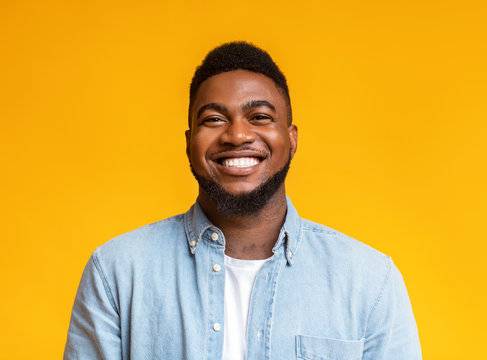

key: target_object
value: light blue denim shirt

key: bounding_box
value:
[64,197,421,359]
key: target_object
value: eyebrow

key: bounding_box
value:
[241,100,276,113]
[196,103,229,120]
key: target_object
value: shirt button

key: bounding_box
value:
[212,263,221,272]
[189,240,197,247]
[210,232,219,241]
[212,322,221,332]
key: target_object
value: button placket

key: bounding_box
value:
[206,231,225,359]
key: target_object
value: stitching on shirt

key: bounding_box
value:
[183,210,193,239]
[183,208,198,254]
[302,223,337,235]
[362,256,393,339]
[264,252,287,359]
[148,216,183,227]
[289,219,304,265]
[92,251,120,315]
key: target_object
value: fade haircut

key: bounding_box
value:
[188,41,292,127]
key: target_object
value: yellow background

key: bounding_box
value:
[1,0,486,358]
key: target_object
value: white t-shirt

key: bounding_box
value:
[222,254,270,360]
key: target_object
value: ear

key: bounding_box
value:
[185,129,191,159]
[288,124,298,159]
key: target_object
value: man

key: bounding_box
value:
[64,42,422,359]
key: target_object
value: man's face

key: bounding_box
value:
[186,69,297,207]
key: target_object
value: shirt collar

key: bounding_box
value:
[183,196,303,266]
[183,198,215,254]
[273,196,303,265]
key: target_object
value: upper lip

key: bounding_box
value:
[211,150,268,163]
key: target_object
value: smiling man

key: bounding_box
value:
[64,42,422,360]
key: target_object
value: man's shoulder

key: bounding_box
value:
[93,213,186,263]
[299,218,392,277]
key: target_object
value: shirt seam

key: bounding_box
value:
[301,225,335,234]
[362,255,393,339]
[284,216,303,265]
[265,251,287,359]
[92,251,120,315]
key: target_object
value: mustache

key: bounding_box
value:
[210,145,269,158]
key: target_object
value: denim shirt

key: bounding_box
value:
[64,197,421,359]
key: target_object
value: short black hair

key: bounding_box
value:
[188,41,292,127]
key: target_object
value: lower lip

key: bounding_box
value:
[213,159,264,176]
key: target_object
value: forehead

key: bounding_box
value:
[192,70,287,112]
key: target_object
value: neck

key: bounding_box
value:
[197,186,288,260]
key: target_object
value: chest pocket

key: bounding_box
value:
[296,335,364,360]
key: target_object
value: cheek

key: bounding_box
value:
[189,132,217,166]
[265,131,291,160]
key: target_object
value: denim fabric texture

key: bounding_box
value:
[64,197,422,359]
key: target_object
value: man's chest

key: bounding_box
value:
[117,249,368,360]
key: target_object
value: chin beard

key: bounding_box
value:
[190,155,291,217]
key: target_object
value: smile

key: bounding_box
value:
[211,150,267,176]
[221,157,261,168]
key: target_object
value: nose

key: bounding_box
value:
[220,118,255,146]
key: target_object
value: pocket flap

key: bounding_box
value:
[296,335,364,360]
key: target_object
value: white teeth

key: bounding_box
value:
[222,157,260,168]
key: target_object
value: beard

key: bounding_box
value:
[190,154,291,217]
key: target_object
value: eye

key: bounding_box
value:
[250,114,273,123]
[201,116,226,126]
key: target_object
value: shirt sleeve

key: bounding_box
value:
[63,252,122,360]
[362,258,422,360]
